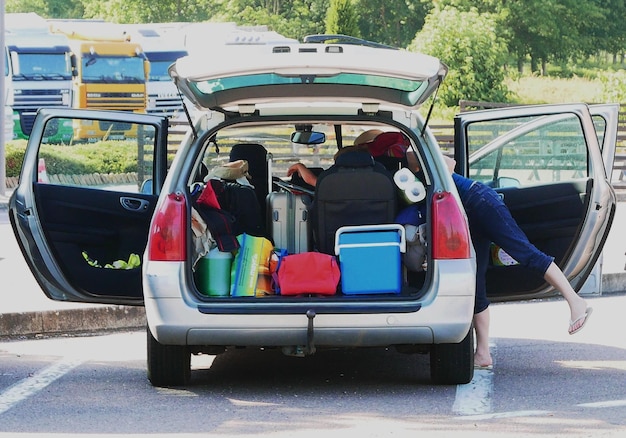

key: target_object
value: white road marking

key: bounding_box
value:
[452,342,495,415]
[452,368,494,415]
[0,358,83,415]
[578,399,626,408]
[455,410,551,421]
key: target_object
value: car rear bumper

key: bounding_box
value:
[143,260,475,347]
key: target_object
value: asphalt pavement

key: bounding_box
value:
[1,187,625,339]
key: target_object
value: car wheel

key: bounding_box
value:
[430,326,474,385]
[146,326,191,387]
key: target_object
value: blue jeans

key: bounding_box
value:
[459,181,554,314]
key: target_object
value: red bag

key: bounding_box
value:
[275,252,340,296]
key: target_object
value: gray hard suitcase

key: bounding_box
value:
[267,191,312,254]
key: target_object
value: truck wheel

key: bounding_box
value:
[147,326,191,387]
[430,326,474,385]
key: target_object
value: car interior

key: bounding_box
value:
[190,122,430,299]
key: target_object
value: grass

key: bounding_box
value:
[429,74,607,125]
[506,75,604,105]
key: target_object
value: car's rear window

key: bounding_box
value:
[193,72,428,105]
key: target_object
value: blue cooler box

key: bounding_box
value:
[335,225,406,295]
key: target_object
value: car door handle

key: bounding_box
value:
[120,197,150,212]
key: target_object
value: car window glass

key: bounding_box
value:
[36,116,156,193]
[466,113,588,188]
[195,123,415,189]
[200,124,339,178]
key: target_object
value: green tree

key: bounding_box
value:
[505,0,605,75]
[326,0,360,37]
[410,6,510,106]
[431,0,498,14]
[80,0,218,23]
[217,0,328,40]
[5,0,48,16]
[5,0,84,18]
[584,0,626,64]
[436,0,616,75]
[355,0,432,48]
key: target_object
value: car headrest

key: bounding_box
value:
[334,150,375,168]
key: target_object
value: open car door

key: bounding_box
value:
[454,103,618,302]
[9,108,169,305]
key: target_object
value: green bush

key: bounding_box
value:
[4,141,27,177]
[598,70,626,103]
[3,140,140,177]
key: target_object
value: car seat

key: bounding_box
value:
[229,143,270,220]
[311,149,398,254]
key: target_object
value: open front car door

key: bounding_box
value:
[9,108,169,305]
[454,103,618,301]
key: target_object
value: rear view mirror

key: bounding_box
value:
[290,131,325,145]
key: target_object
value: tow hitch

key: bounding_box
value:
[281,309,317,357]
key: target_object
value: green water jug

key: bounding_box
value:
[195,248,233,297]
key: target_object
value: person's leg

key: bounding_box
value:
[543,262,592,334]
[483,195,592,333]
[471,233,492,367]
[473,307,492,368]
[464,182,592,334]
[459,184,495,368]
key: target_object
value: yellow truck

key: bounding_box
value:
[50,24,150,142]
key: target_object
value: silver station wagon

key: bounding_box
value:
[9,35,618,387]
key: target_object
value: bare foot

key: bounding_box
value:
[474,352,492,369]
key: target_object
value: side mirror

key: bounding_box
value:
[495,176,520,188]
[140,179,153,194]
[70,54,78,77]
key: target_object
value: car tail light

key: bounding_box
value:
[148,192,187,261]
[431,191,471,259]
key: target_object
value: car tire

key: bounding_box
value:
[146,326,191,387]
[430,326,474,385]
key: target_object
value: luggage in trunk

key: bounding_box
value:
[267,191,312,254]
